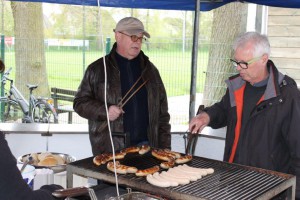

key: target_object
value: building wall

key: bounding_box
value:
[268,7,300,86]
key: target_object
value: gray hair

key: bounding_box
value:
[233,32,270,57]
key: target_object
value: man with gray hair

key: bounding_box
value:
[74,17,171,156]
[189,31,300,199]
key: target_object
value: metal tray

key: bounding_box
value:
[17,152,76,173]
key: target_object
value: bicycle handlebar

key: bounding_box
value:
[1,67,12,84]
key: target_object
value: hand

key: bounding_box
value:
[108,105,124,121]
[40,184,64,199]
[189,112,210,134]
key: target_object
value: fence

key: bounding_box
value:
[0,36,214,130]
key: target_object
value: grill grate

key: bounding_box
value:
[68,151,296,200]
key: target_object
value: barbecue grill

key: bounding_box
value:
[66,152,296,199]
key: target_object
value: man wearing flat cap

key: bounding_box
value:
[74,17,171,156]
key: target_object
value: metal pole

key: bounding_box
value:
[0,0,4,121]
[82,5,86,76]
[105,37,111,55]
[189,0,201,120]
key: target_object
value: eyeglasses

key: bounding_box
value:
[230,56,262,69]
[119,32,146,42]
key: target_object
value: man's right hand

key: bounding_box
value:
[188,112,210,134]
[108,105,124,121]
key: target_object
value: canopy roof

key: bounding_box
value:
[10,0,300,11]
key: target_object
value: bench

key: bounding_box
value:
[51,87,77,124]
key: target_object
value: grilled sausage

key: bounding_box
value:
[151,149,175,162]
[120,146,140,154]
[135,165,160,176]
[139,145,151,155]
[160,160,175,169]
[175,154,192,164]
[93,152,126,166]
[163,149,181,158]
[106,161,137,174]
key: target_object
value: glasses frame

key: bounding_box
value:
[119,32,146,42]
[230,56,262,69]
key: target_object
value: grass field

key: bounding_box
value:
[3,48,209,97]
[2,48,210,124]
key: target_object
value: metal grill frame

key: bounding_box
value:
[66,154,296,200]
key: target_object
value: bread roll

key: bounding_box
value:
[53,155,65,165]
[38,156,58,166]
[38,152,52,161]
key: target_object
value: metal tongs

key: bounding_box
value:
[98,76,149,131]
[185,104,205,155]
[185,132,198,156]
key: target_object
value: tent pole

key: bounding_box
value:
[189,0,201,121]
[82,5,86,75]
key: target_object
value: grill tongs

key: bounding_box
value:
[52,186,97,200]
[185,104,205,155]
[185,132,198,156]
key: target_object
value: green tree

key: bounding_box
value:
[1,1,14,36]
[11,2,49,99]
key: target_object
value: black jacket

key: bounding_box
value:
[73,43,171,155]
[205,61,300,198]
[0,132,62,200]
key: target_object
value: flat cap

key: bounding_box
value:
[114,17,150,38]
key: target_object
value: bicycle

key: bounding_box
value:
[0,67,58,123]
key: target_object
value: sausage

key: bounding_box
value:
[163,149,181,158]
[167,168,198,181]
[146,174,171,187]
[181,164,214,174]
[160,160,175,169]
[93,152,126,166]
[135,165,160,176]
[152,172,177,187]
[153,172,179,187]
[175,154,193,164]
[177,165,207,176]
[93,153,110,166]
[139,144,151,155]
[120,146,141,154]
[171,166,202,179]
[160,171,190,185]
[151,149,175,162]
[106,161,137,174]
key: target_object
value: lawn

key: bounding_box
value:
[3,48,209,97]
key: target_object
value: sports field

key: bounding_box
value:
[3,47,209,97]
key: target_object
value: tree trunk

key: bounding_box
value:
[11,2,49,99]
[202,2,248,106]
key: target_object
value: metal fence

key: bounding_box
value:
[0,37,212,131]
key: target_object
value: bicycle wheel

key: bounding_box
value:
[0,98,22,122]
[32,99,58,123]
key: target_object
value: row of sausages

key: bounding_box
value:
[146,164,214,187]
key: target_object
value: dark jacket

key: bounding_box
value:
[205,60,300,198]
[73,43,171,155]
[0,132,63,200]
